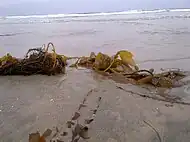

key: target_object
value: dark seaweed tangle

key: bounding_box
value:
[0,43,66,76]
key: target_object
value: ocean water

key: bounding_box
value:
[0,9,190,68]
[1,9,190,142]
[1,9,190,71]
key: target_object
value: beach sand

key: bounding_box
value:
[0,68,190,142]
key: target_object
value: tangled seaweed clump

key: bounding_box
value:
[0,43,66,76]
[71,50,187,88]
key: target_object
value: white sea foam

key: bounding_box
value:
[170,9,190,12]
[4,8,190,19]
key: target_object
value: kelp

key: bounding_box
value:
[70,50,187,88]
[0,43,66,76]
[0,43,188,88]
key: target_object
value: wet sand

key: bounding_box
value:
[1,67,190,142]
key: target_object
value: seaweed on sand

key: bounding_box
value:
[0,42,66,76]
[71,50,187,88]
[1,42,187,89]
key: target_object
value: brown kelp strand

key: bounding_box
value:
[116,86,190,106]
[143,120,162,142]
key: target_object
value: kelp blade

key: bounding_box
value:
[117,50,139,71]
[94,52,112,70]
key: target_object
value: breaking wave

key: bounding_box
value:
[2,8,190,19]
